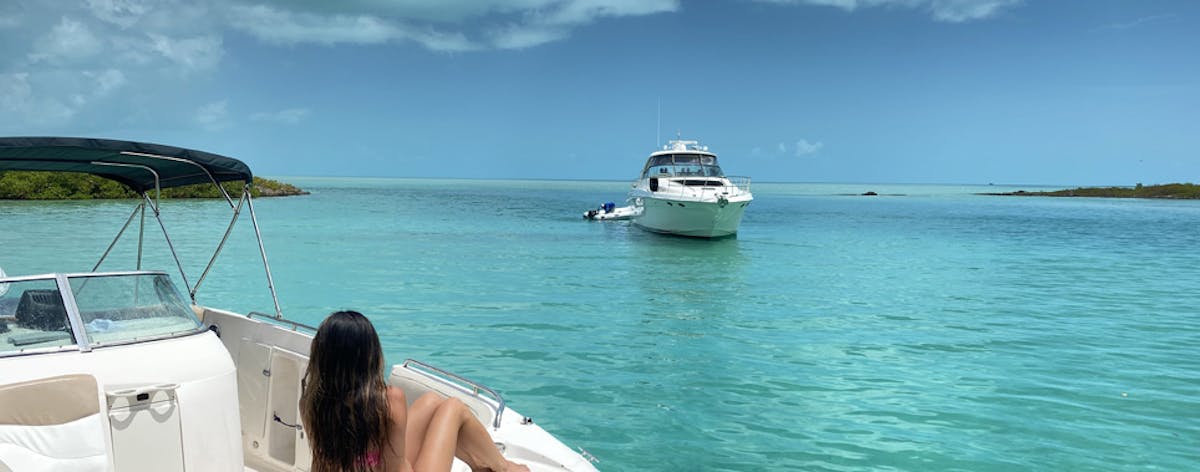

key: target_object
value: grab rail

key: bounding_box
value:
[401,359,506,429]
[248,311,318,333]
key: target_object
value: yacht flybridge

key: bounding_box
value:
[629,139,753,238]
[0,137,598,472]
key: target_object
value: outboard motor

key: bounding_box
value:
[649,178,659,192]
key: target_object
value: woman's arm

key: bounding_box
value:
[384,386,413,472]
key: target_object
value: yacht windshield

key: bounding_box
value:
[642,154,725,178]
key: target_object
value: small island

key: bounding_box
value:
[0,171,308,200]
[983,183,1200,200]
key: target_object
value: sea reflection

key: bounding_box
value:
[628,232,748,321]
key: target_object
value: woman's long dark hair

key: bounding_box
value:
[301,311,391,472]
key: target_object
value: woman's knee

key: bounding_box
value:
[436,396,469,419]
[414,392,445,409]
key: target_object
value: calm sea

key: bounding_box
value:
[2,178,1198,471]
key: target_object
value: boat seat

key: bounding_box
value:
[0,374,108,471]
[14,289,69,332]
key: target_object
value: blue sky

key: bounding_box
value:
[1,1,1196,185]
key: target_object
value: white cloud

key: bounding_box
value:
[196,100,231,131]
[0,73,78,127]
[404,29,478,52]
[84,69,127,97]
[251,108,311,124]
[225,1,677,50]
[148,33,224,71]
[225,4,483,52]
[0,0,681,132]
[755,0,1022,22]
[28,17,104,64]
[539,0,679,26]
[488,24,568,50]
[227,5,398,46]
[85,0,151,28]
[489,0,677,49]
[929,0,1020,23]
[794,139,823,156]
[0,68,129,131]
[1094,14,1178,32]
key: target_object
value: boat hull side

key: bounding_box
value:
[633,196,749,238]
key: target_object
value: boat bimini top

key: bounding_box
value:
[0,136,284,319]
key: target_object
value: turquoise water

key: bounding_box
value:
[2,179,1198,471]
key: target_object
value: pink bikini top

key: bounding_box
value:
[359,450,381,468]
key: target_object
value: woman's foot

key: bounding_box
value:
[472,460,530,472]
[501,460,531,472]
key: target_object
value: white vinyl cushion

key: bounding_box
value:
[0,414,107,472]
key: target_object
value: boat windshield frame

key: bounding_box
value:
[0,270,207,358]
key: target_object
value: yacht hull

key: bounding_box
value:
[633,196,749,238]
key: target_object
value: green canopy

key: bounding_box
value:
[0,137,253,192]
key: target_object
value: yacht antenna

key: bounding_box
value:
[656,97,661,147]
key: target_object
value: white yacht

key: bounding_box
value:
[628,139,753,238]
[0,137,599,472]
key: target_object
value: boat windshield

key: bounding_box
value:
[0,272,201,356]
[641,153,724,178]
[0,278,74,355]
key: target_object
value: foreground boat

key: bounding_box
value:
[628,139,753,238]
[0,137,598,472]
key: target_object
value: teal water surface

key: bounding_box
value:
[2,179,1198,471]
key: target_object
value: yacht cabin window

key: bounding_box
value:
[641,153,725,179]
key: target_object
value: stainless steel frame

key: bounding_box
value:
[402,359,507,429]
[0,270,208,359]
[85,155,286,320]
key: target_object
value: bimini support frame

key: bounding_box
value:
[192,191,246,300]
[245,184,283,319]
[84,154,284,318]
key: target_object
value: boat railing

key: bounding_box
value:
[401,359,506,429]
[726,176,752,193]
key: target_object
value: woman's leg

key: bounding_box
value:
[404,392,444,466]
[412,397,529,472]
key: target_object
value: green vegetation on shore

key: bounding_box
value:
[0,171,308,200]
[985,183,1200,199]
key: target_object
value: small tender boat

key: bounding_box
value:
[0,137,599,472]
[583,202,641,220]
[628,139,753,238]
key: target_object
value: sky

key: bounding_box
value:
[1,0,1197,185]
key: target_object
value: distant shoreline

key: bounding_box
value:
[0,171,309,200]
[981,183,1200,200]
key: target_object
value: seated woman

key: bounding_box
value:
[300,310,529,472]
